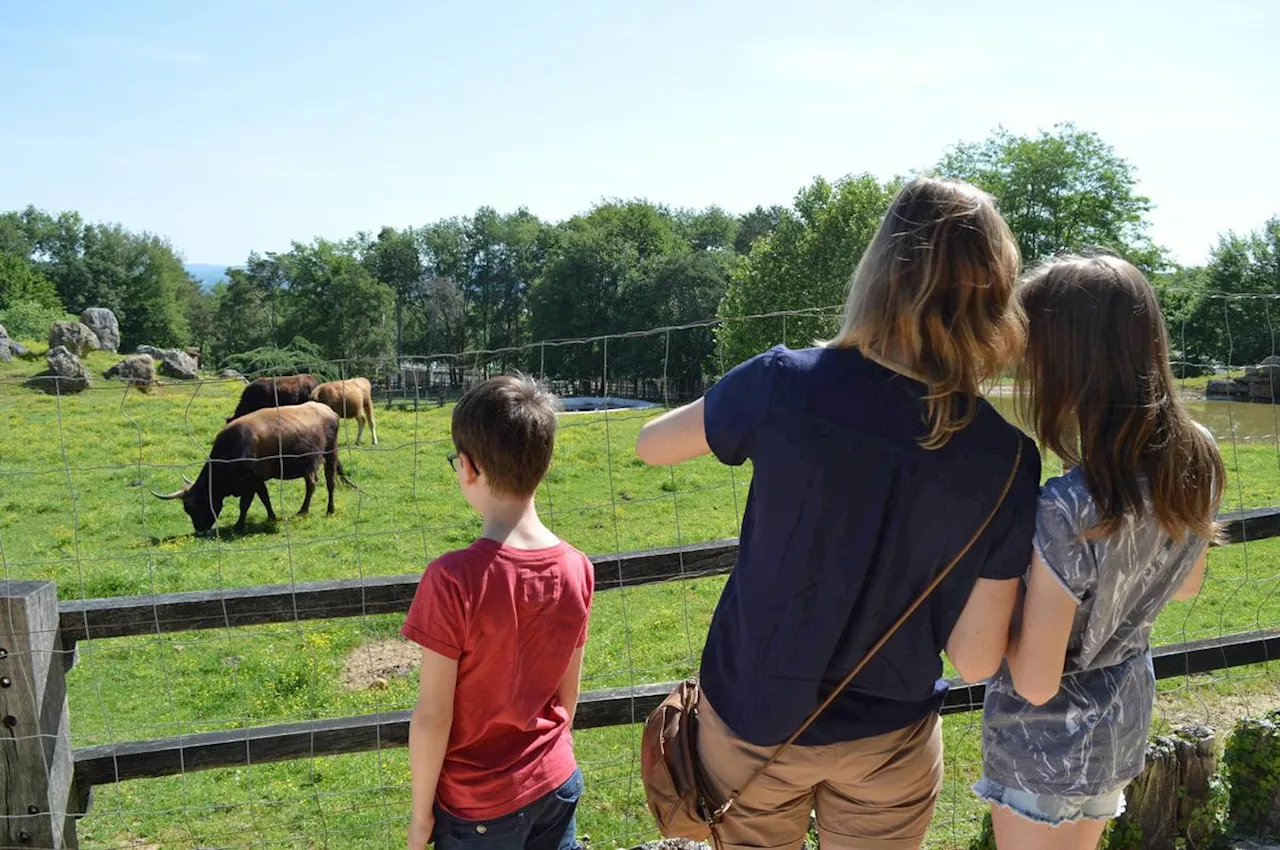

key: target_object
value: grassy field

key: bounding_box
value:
[2,348,1279,850]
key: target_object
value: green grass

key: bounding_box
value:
[1,354,1278,850]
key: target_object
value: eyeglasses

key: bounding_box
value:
[446,452,459,473]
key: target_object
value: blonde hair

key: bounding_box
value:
[826,177,1024,448]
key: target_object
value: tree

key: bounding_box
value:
[365,226,423,358]
[530,201,686,381]
[717,175,893,366]
[464,207,548,362]
[734,205,784,255]
[677,206,739,253]
[279,239,395,363]
[0,251,61,310]
[624,251,730,383]
[937,123,1163,270]
[212,257,283,361]
[1198,218,1280,365]
[410,276,466,369]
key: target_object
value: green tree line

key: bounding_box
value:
[2,123,1277,377]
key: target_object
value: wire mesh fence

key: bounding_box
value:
[1,301,1278,850]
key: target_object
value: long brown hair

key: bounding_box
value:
[1018,253,1224,541]
[827,177,1024,448]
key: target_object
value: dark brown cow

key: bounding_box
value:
[310,377,378,445]
[153,402,353,534]
[227,374,319,423]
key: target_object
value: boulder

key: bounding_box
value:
[1207,379,1248,398]
[104,354,157,386]
[136,345,200,381]
[49,321,101,357]
[0,323,28,362]
[219,369,248,383]
[29,345,91,394]
[1262,355,1280,367]
[80,308,121,352]
[1250,380,1278,401]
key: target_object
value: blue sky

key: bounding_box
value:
[2,0,1276,267]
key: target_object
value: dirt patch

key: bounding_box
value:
[341,638,421,691]
[1155,688,1280,734]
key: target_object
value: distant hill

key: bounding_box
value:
[184,263,231,290]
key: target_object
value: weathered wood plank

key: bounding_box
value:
[54,504,1278,643]
[58,539,738,642]
[1219,505,1280,545]
[72,629,1279,788]
[1,580,78,847]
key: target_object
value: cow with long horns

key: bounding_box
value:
[226,374,319,423]
[154,401,353,535]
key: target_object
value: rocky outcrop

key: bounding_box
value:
[80,308,121,352]
[28,345,91,394]
[0,323,29,362]
[49,321,101,357]
[104,354,157,387]
[1207,362,1280,401]
[135,345,200,380]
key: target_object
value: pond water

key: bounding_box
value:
[987,395,1280,446]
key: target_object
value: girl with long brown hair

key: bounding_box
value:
[635,177,1040,850]
[977,254,1225,850]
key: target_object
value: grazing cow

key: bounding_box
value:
[227,374,319,423]
[153,402,353,535]
[310,377,379,445]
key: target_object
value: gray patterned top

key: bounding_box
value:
[981,464,1211,796]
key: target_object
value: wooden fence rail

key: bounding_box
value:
[55,505,1280,646]
[4,505,1280,847]
[71,628,1280,789]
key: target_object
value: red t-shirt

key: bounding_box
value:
[401,538,594,820]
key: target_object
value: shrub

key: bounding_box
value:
[0,299,75,343]
[219,337,342,382]
[1224,709,1280,838]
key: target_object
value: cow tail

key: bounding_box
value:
[335,454,358,489]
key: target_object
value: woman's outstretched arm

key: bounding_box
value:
[635,399,711,466]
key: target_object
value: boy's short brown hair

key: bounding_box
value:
[451,374,559,498]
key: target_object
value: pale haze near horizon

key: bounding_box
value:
[1,0,1275,269]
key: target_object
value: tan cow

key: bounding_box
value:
[311,377,379,445]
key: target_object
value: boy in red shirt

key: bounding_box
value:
[403,375,594,850]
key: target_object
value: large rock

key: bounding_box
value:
[30,345,91,394]
[80,307,121,352]
[1250,380,1278,401]
[0,323,28,362]
[49,321,101,357]
[1207,379,1249,398]
[104,354,157,386]
[136,345,200,380]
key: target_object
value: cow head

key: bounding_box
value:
[151,471,223,535]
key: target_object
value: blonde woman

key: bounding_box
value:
[636,178,1040,850]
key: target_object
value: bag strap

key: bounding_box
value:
[713,437,1024,820]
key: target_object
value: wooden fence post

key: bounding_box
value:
[1112,724,1221,850]
[0,580,77,849]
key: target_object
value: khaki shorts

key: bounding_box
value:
[697,697,944,850]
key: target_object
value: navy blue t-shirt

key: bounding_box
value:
[700,345,1039,747]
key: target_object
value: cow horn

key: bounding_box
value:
[151,486,189,500]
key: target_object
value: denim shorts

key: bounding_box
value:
[973,777,1126,827]
[434,768,583,850]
